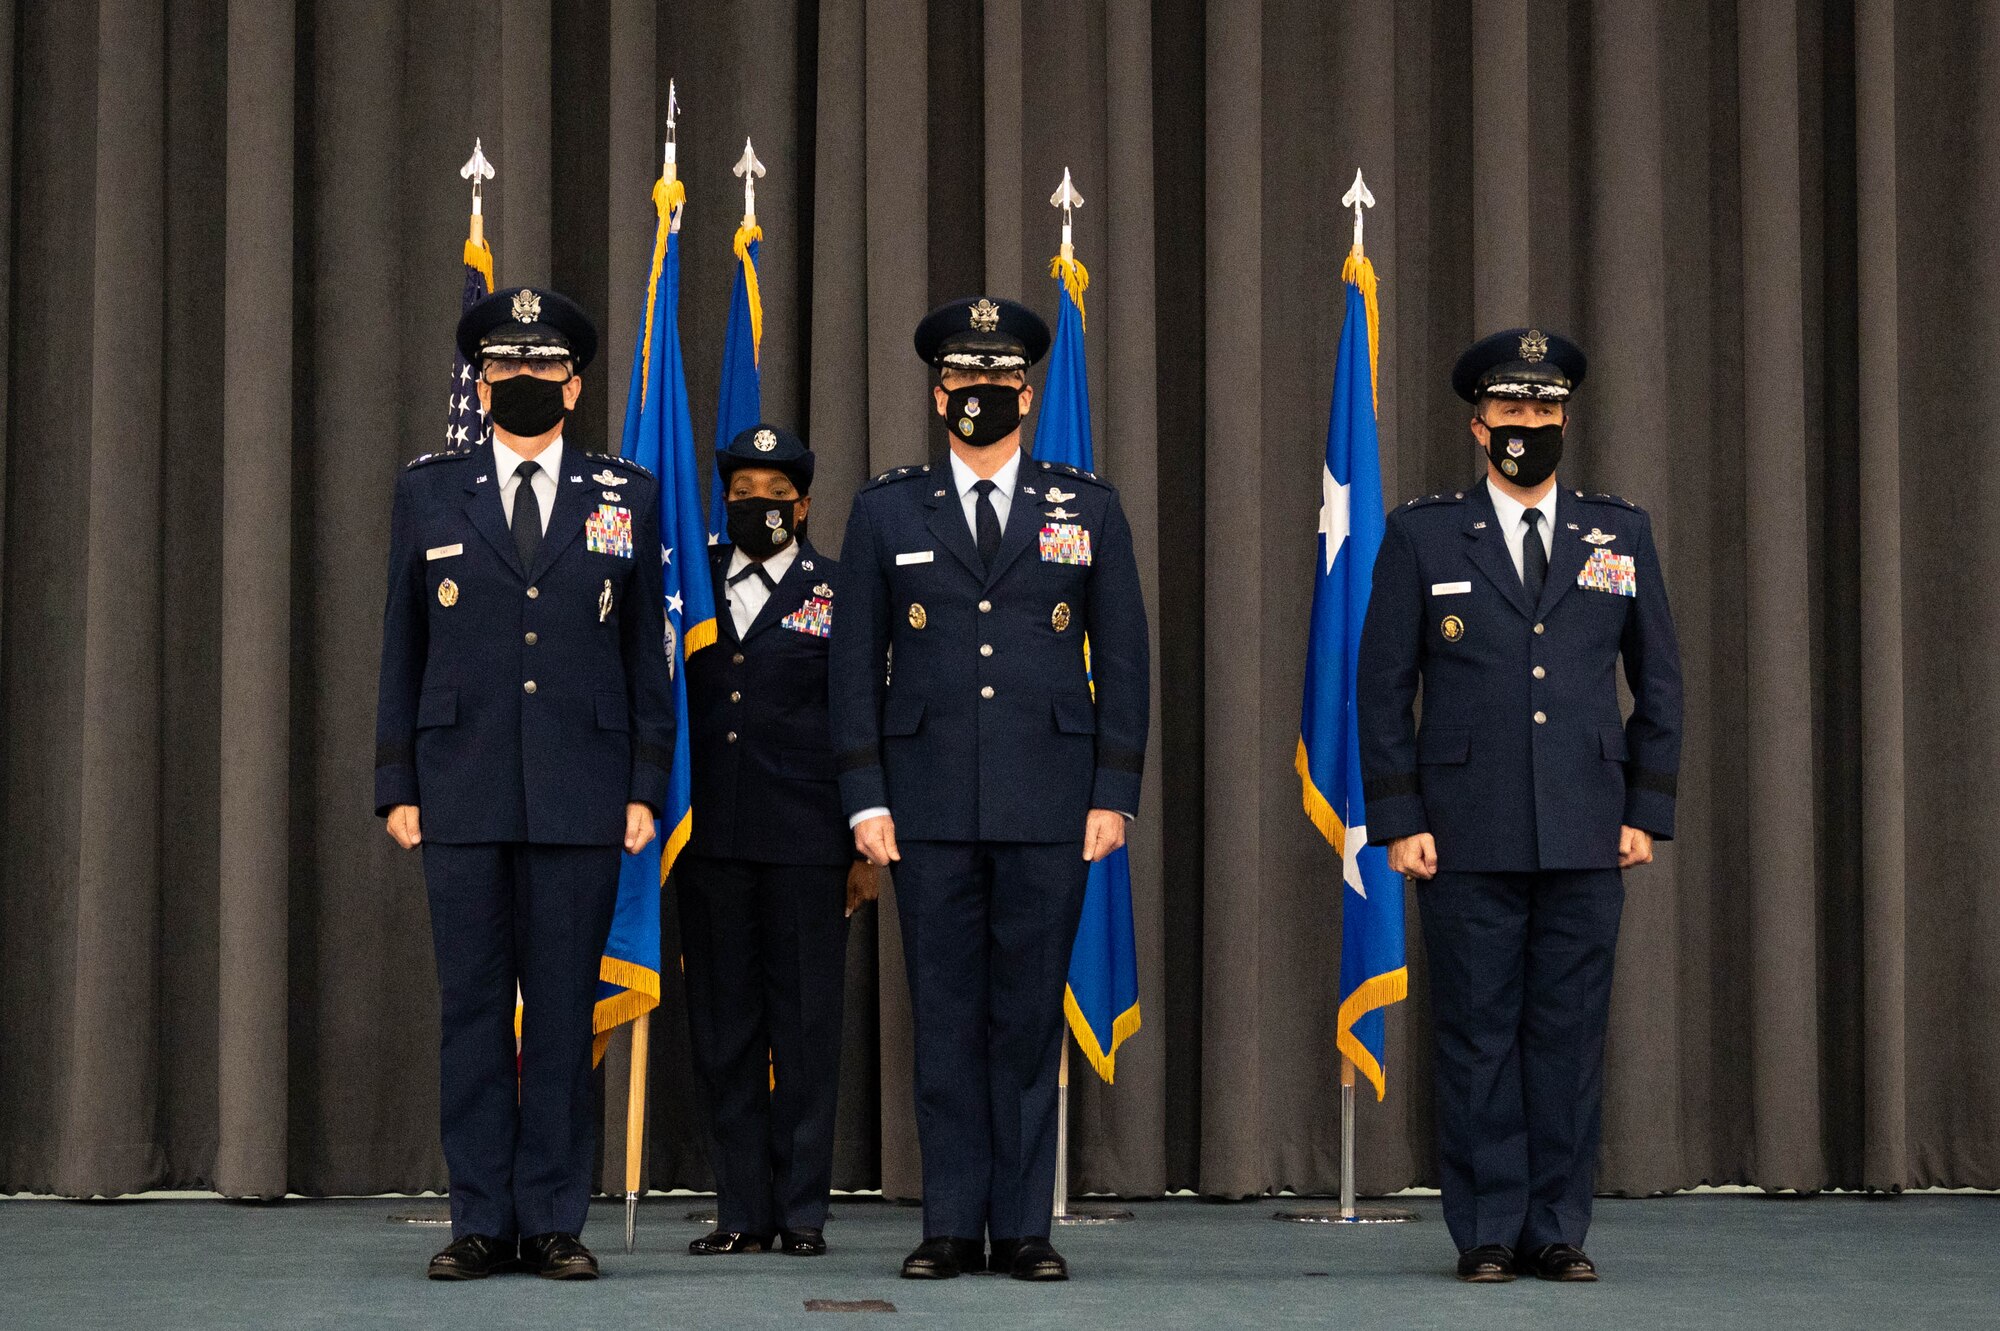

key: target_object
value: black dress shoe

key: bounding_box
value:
[778,1228,827,1256]
[688,1228,774,1255]
[1522,1243,1598,1281]
[900,1236,984,1279]
[522,1232,599,1280]
[427,1233,517,1280]
[1005,1236,1069,1282]
[1455,1244,1517,1283]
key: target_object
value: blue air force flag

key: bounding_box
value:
[1296,250,1407,1099]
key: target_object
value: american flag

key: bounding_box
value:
[445,256,491,450]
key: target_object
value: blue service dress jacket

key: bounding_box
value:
[1356,483,1683,872]
[687,540,853,867]
[373,441,676,846]
[830,458,1151,842]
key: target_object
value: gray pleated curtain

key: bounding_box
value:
[4,0,1996,1201]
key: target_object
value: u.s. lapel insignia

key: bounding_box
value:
[908,603,927,630]
[1472,520,1488,530]
[1046,506,1080,521]
[476,474,490,484]
[1045,487,1076,504]
[591,468,622,486]
[1022,486,1038,496]
[438,578,459,608]
[512,289,542,323]
[1052,602,1072,632]
[1441,614,1465,642]
[1567,522,1581,531]
[1583,528,1618,546]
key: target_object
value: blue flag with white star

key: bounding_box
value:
[444,214,493,450]
[1297,250,1406,1099]
[592,170,716,1061]
[1042,250,1142,1084]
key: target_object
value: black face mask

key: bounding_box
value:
[1484,420,1564,487]
[725,496,802,559]
[942,384,1022,448]
[487,374,571,437]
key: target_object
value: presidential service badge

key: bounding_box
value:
[1441,615,1465,642]
[512,289,542,324]
[1052,602,1072,632]
[970,298,1001,331]
[754,428,778,452]
[908,603,928,630]
[438,578,459,607]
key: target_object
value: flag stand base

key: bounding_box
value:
[1269,1058,1417,1225]
[685,1207,718,1225]
[386,1208,452,1226]
[1056,1204,1135,1226]
[1273,1205,1418,1225]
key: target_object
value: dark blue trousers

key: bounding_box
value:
[892,840,1089,1243]
[422,842,621,1242]
[678,855,851,1234]
[1418,868,1624,1253]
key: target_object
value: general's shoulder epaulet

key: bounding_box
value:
[1400,490,1467,510]
[1036,459,1108,487]
[583,452,655,481]
[863,463,932,490]
[1575,489,1642,513]
[405,448,474,471]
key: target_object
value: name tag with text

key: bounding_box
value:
[1431,581,1471,596]
[895,550,934,565]
[426,544,463,561]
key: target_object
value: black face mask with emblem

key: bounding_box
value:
[1484,419,1564,488]
[942,384,1022,448]
[724,497,803,559]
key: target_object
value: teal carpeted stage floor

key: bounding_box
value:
[4,1193,1992,1329]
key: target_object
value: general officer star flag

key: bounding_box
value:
[1043,244,1142,1083]
[594,165,718,1063]
[1296,246,1407,1099]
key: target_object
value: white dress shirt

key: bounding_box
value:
[491,435,564,535]
[1485,476,1558,581]
[723,541,798,639]
[948,446,1022,539]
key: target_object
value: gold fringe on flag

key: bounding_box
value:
[733,223,765,367]
[1049,252,1090,329]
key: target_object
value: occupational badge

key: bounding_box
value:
[782,596,835,638]
[438,578,459,608]
[1038,523,1093,566]
[813,583,834,599]
[970,298,1001,332]
[591,469,622,486]
[586,504,635,558]
[598,579,614,623]
[512,288,542,323]
[1440,614,1464,642]
[1044,487,1076,503]
[1052,602,1072,632]
[1582,528,1618,546]
[602,490,623,502]
[1577,548,1637,597]
[908,603,928,630]
[1045,506,1080,521]
[754,428,778,452]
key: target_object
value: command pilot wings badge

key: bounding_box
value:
[1044,487,1076,503]
[1582,528,1618,545]
[591,469,622,486]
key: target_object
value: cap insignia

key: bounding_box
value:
[1519,329,1549,363]
[969,299,1001,332]
[753,428,778,452]
[512,289,542,324]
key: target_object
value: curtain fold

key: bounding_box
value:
[3,0,1996,1200]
